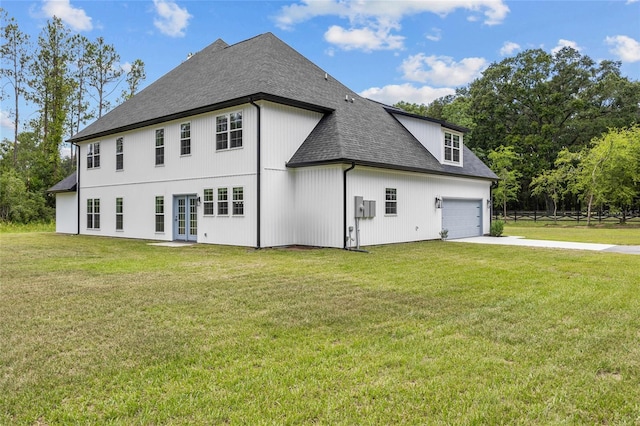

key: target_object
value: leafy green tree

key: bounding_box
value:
[87,37,122,118]
[28,17,73,191]
[468,47,640,209]
[574,126,640,224]
[119,58,146,102]
[1,9,31,166]
[393,101,430,116]
[488,145,521,217]
[531,148,581,218]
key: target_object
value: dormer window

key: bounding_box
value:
[444,131,462,165]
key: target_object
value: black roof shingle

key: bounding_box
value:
[69,33,497,181]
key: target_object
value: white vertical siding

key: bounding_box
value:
[55,192,78,234]
[76,105,258,246]
[259,101,325,247]
[260,102,323,170]
[394,115,443,162]
[291,165,343,248]
[346,167,491,246]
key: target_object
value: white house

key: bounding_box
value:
[51,33,497,249]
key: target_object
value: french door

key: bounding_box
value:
[173,195,198,242]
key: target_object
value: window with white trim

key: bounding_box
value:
[180,123,191,156]
[217,188,228,215]
[116,138,124,170]
[87,143,100,169]
[203,189,214,215]
[155,129,164,165]
[385,188,397,215]
[87,198,100,229]
[232,187,244,215]
[155,196,164,232]
[116,197,123,230]
[216,111,242,150]
[444,131,461,164]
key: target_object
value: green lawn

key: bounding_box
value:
[503,221,640,245]
[1,233,639,424]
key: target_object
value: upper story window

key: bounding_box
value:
[180,123,191,156]
[87,142,100,169]
[155,129,164,166]
[116,138,124,171]
[444,131,462,165]
[203,189,214,215]
[216,111,243,150]
[385,188,397,215]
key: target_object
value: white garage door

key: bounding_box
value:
[442,199,482,239]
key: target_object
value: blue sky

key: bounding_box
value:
[1,0,639,137]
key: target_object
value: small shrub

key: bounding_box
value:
[439,229,449,240]
[490,220,505,237]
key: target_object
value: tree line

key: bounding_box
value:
[0,9,145,223]
[396,47,640,221]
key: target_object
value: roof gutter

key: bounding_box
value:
[343,162,355,249]
[250,98,261,249]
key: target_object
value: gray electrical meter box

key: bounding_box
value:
[364,200,376,218]
[354,196,376,218]
[355,196,364,218]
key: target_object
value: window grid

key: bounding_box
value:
[116,197,123,230]
[116,138,124,170]
[87,143,100,169]
[180,123,191,155]
[385,188,397,215]
[217,188,228,215]
[203,189,214,215]
[216,111,243,150]
[232,187,244,216]
[155,129,164,165]
[87,198,100,229]
[155,196,164,232]
[444,132,461,164]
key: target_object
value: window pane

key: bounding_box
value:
[156,147,164,165]
[216,133,228,150]
[216,116,227,132]
[155,129,164,146]
[230,130,242,148]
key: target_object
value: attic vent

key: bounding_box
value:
[186,52,193,60]
[324,73,328,80]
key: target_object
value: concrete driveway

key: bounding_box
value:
[449,235,640,255]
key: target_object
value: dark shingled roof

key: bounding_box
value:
[69,33,497,181]
[48,171,77,193]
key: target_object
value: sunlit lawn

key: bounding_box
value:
[1,232,639,424]
[503,221,640,245]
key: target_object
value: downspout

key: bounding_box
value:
[249,99,261,249]
[74,142,80,235]
[343,162,355,249]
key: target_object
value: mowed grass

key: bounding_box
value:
[503,221,640,245]
[1,233,639,424]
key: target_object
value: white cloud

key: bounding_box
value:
[153,0,192,37]
[500,41,520,56]
[360,83,455,106]
[41,0,93,31]
[426,28,442,42]
[0,110,15,132]
[275,0,509,51]
[626,0,639,4]
[324,25,404,51]
[120,62,132,74]
[400,53,488,87]
[605,35,640,62]
[552,39,581,55]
